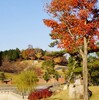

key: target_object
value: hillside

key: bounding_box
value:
[0,60,41,73]
[0,60,67,74]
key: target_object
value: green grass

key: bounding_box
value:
[48,90,70,100]
[46,86,99,100]
[89,86,99,100]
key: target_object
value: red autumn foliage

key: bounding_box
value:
[43,0,99,52]
[28,88,52,100]
[21,49,35,60]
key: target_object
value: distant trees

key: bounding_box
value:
[1,48,20,61]
[43,50,67,65]
[0,47,67,70]
[21,48,35,60]
[0,52,2,66]
[44,50,66,57]
[21,47,44,60]
[34,48,44,61]
[0,47,67,62]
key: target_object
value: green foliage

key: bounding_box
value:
[0,52,2,66]
[42,60,55,70]
[14,71,38,93]
[42,60,56,74]
[34,48,44,60]
[45,50,66,57]
[0,72,6,81]
[62,68,69,80]
[91,71,99,77]
[66,55,83,83]
[0,48,67,63]
[42,60,59,81]
[88,60,99,85]
[68,55,82,76]
[96,52,99,57]
[49,40,58,47]
[53,71,59,81]
[43,72,50,82]
[73,67,82,73]
[2,48,20,61]
[67,54,99,85]
[88,55,96,63]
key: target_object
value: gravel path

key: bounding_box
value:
[0,92,28,100]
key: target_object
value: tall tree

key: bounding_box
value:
[43,0,99,100]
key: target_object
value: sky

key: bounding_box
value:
[0,0,58,51]
[0,0,99,52]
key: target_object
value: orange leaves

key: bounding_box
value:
[84,1,96,10]
[21,49,35,59]
[89,37,97,50]
[43,0,99,52]
[48,0,79,15]
[79,9,89,19]
[43,19,58,28]
[51,0,68,11]
[70,0,78,7]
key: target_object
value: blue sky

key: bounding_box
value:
[0,0,58,51]
[0,0,99,51]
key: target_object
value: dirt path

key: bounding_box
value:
[0,92,28,100]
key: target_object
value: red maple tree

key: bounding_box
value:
[43,0,99,100]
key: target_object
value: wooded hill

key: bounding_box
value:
[0,47,67,73]
[0,47,99,85]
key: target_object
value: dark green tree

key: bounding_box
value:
[43,72,50,82]
[67,55,82,83]
[88,58,99,85]
[42,60,59,81]
[2,49,20,61]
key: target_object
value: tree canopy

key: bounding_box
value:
[43,0,99,52]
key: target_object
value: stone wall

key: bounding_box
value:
[68,78,84,99]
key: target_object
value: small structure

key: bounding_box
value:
[3,79,12,84]
[68,77,84,99]
[68,84,76,98]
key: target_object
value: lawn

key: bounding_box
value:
[46,86,99,100]
[89,86,99,100]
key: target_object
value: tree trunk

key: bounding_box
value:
[83,37,88,100]
[80,37,88,100]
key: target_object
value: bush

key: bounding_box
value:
[28,88,52,100]
[15,71,38,94]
